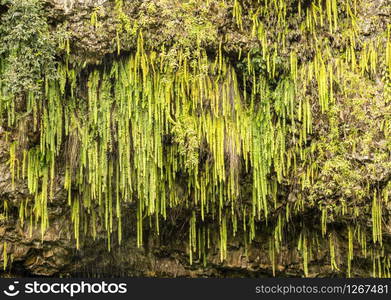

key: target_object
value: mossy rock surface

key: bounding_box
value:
[0,0,390,277]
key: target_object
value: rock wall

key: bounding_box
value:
[0,0,390,277]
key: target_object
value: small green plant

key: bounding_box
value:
[0,0,57,96]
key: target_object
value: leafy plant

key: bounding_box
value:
[0,0,57,95]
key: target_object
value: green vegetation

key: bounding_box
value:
[0,0,390,277]
[0,0,56,95]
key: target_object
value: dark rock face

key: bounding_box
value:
[0,133,381,277]
[0,0,390,278]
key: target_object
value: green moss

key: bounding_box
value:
[0,0,390,277]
